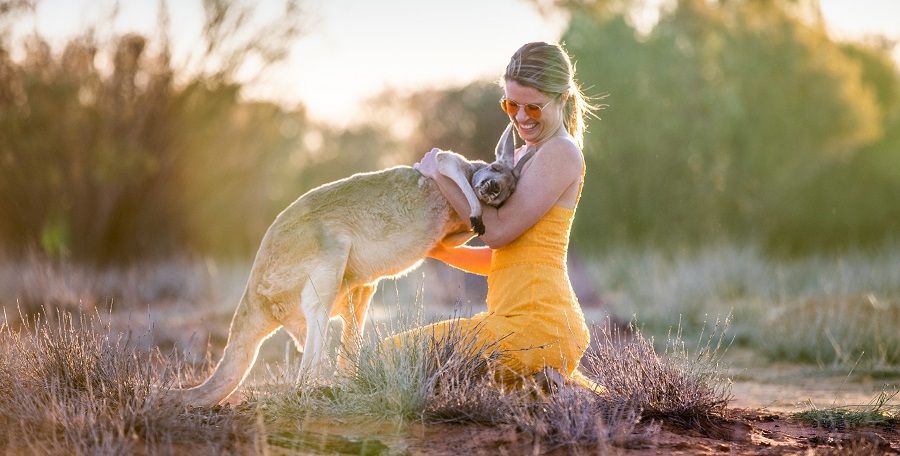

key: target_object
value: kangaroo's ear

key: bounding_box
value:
[495,122,516,167]
[513,145,537,177]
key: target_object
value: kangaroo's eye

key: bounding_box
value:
[491,164,503,172]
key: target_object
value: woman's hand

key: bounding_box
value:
[413,148,442,179]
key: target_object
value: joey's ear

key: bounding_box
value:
[513,145,537,177]
[495,121,516,167]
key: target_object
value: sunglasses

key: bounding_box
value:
[499,97,556,119]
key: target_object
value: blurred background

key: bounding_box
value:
[1,0,897,263]
[1,0,899,407]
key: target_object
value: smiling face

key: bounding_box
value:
[503,80,565,146]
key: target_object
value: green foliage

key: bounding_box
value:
[380,0,900,254]
[0,2,314,263]
[553,0,900,253]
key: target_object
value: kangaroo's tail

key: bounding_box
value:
[166,288,280,406]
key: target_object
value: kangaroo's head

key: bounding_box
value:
[472,122,529,207]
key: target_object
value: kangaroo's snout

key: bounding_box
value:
[476,179,501,204]
[472,161,516,208]
[484,180,499,196]
[475,176,514,207]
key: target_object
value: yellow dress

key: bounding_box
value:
[390,193,596,390]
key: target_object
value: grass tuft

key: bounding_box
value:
[502,385,651,452]
[794,388,900,429]
[254,311,733,451]
[584,317,734,431]
[0,308,262,454]
[253,309,509,425]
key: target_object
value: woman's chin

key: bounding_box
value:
[515,123,540,142]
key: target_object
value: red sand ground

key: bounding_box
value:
[258,408,897,455]
[399,408,899,455]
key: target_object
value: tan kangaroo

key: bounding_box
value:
[169,123,534,406]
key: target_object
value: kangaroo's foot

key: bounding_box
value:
[470,216,485,236]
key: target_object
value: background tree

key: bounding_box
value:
[554,0,897,253]
[403,81,512,163]
[0,0,310,263]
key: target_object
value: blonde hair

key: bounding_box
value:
[501,41,598,149]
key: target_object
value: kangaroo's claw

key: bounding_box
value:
[470,216,485,236]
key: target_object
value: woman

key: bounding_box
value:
[398,41,599,390]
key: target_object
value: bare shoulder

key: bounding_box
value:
[524,136,583,177]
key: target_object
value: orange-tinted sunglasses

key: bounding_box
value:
[499,97,555,119]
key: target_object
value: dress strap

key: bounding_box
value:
[514,146,538,174]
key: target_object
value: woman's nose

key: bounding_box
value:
[515,108,530,122]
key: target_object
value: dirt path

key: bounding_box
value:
[723,348,899,413]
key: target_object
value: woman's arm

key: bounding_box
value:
[427,244,493,276]
[417,137,584,248]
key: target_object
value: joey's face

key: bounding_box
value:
[472,162,516,207]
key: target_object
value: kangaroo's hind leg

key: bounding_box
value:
[335,283,377,372]
[281,237,352,382]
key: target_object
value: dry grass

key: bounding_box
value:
[760,294,900,370]
[0,304,734,453]
[585,244,900,372]
[584,317,733,431]
[0,309,263,454]
[0,254,739,453]
[794,388,900,429]
[0,252,215,317]
[251,307,732,452]
[250,307,514,426]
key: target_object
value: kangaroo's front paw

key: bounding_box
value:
[470,216,485,236]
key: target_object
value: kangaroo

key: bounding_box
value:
[169,123,533,406]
